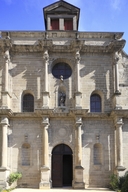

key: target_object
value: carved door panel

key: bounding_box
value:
[52,154,63,187]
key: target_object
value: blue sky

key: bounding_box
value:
[0,0,128,53]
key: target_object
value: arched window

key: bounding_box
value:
[23,94,34,112]
[22,143,30,166]
[93,143,102,165]
[90,94,101,112]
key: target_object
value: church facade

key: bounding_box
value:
[0,0,128,189]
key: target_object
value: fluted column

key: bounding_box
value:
[0,117,9,168]
[39,117,50,189]
[115,118,125,171]
[74,50,82,108]
[42,50,49,108]
[74,117,85,189]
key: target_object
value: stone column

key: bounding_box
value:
[42,50,49,108]
[2,50,11,108]
[74,117,85,189]
[0,117,9,168]
[74,50,82,108]
[4,50,10,92]
[39,117,50,189]
[115,118,125,172]
[114,52,120,94]
[0,117,10,188]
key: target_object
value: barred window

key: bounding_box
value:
[23,94,34,112]
[90,94,101,112]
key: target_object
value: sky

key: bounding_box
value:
[0,0,128,54]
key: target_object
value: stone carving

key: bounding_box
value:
[59,92,66,106]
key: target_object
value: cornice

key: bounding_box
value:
[0,31,125,53]
[111,109,128,118]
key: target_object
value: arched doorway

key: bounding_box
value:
[52,144,73,187]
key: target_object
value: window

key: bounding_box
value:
[64,19,73,30]
[23,94,34,112]
[52,63,72,79]
[93,143,102,165]
[51,19,59,30]
[90,94,101,112]
[22,143,30,166]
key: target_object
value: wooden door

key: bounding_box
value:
[52,154,63,187]
[52,144,73,187]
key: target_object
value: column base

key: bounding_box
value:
[74,92,82,109]
[0,167,10,189]
[73,166,85,189]
[42,91,49,109]
[39,166,50,189]
[73,182,85,189]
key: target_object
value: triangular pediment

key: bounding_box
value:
[51,6,72,12]
[44,0,80,13]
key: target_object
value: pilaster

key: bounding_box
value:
[115,117,126,173]
[2,50,11,109]
[73,116,85,189]
[42,50,50,108]
[0,117,10,188]
[39,117,50,189]
[114,52,121,95]
[74,50,82,108]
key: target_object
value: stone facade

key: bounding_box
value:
[0,0,128,189]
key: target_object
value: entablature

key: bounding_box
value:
[0,31,125,53]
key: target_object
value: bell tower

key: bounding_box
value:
[43,0,80,31]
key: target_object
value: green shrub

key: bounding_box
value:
[109,174,119,190]
[121,174,128,192]
[7,172,22,186]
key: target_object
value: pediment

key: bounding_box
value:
[44,0,80,13]
[52,6,71,12]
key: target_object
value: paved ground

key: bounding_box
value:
[13,188,114,192]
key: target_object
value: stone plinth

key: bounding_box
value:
[39,166,50,189]
[73,166,85,189]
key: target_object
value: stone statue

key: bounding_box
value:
[59,92,66,106]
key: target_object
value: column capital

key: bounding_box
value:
[115,117,123,127]
[43,50,49,63]
[0,117,9,125]
[75,116,82,126]
[114,51,119,62]
[42,117,50,127]
[3,50,10,63]
[75,50,81,63]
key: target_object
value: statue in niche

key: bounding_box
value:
[59,92,66,106]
